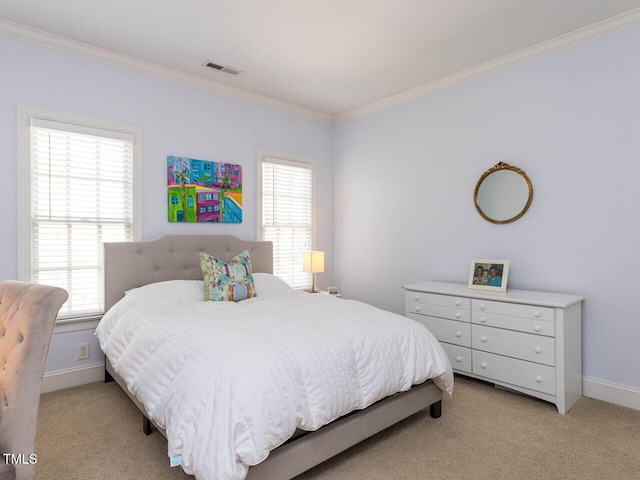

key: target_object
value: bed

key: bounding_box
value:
[96,235,453,480]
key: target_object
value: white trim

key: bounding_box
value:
[53,317,101,334]
[0,19,331,124]
[16,106,32,281]
[32,117,136,142]
[334,7,640,122]
[583,376,640,411]
[41,362,104,393]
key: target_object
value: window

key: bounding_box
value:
[18,106,141,321]
[257,149,316,289]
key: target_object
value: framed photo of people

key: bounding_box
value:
[468,259,509,292]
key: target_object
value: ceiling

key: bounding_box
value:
[2,0,640,121]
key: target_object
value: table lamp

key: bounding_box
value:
[302,251,324,293]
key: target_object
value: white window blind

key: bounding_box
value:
[28,118,136,319]
[260,155,315,289]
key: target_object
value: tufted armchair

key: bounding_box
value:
[0,281,68,480]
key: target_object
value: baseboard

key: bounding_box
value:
[41,362,104,393]
[583,376,640,411]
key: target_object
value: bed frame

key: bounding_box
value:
[103,234,443,480]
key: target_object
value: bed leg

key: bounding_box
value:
[143,415,153,435]
[104,368,114,383]
[429,400,442,419]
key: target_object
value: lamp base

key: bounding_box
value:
[309,273,319,293]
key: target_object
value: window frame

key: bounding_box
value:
[17,105,142,325]
[256,148,317,289]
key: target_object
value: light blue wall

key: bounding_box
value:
[333,25,640,389]
[0,35,333,373]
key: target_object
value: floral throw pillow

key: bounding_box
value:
[199,250,256,302]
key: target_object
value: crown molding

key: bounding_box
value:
[3,7,640,126]
[0,18,332,124]
[333,7,640,123]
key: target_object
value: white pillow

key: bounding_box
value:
[124,280,204,302]
[253,273,292,295]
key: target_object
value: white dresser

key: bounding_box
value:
[403,281,583,414]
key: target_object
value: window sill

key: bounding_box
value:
[54,315,102,334]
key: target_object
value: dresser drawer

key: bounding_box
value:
[406,291,470,309]
[440,343,472,374]
[471,299,554,322]
[407,313,471,347]
[472,351,556,395]
[407,302,471,322]
[472,324,555,366]
[472,311,554,337]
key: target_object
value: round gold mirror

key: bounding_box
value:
[474,162,533,224]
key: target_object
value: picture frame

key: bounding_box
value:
[468,259,509,292]
[167,156,243,223]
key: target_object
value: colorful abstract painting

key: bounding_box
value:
[167,156,243,223]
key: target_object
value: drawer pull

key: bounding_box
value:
[455,356,462,363]
[455,331,462,338]
[481,362,487,369]
[479,304,486,311]
[455,312,461,319]
[414,306,421,312]
[480,316,486,323]
[414,294,420,301]
[480,336,487,343]
[533,325,541,332]
[535,376,542,383]
[534,347,541,354]
[455,300,461,306]
[533,311,541,318]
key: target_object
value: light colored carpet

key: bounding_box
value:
[35,376,640,479]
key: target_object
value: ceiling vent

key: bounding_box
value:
[204,61,241,75]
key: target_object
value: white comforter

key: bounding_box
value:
[95,278,453,480]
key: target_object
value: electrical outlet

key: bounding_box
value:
[77,343,90,360]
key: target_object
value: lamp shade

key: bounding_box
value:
[302,251,325,273]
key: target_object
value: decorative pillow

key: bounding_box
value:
[199,250,256,302]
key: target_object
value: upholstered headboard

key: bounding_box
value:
[103,235,273,311]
